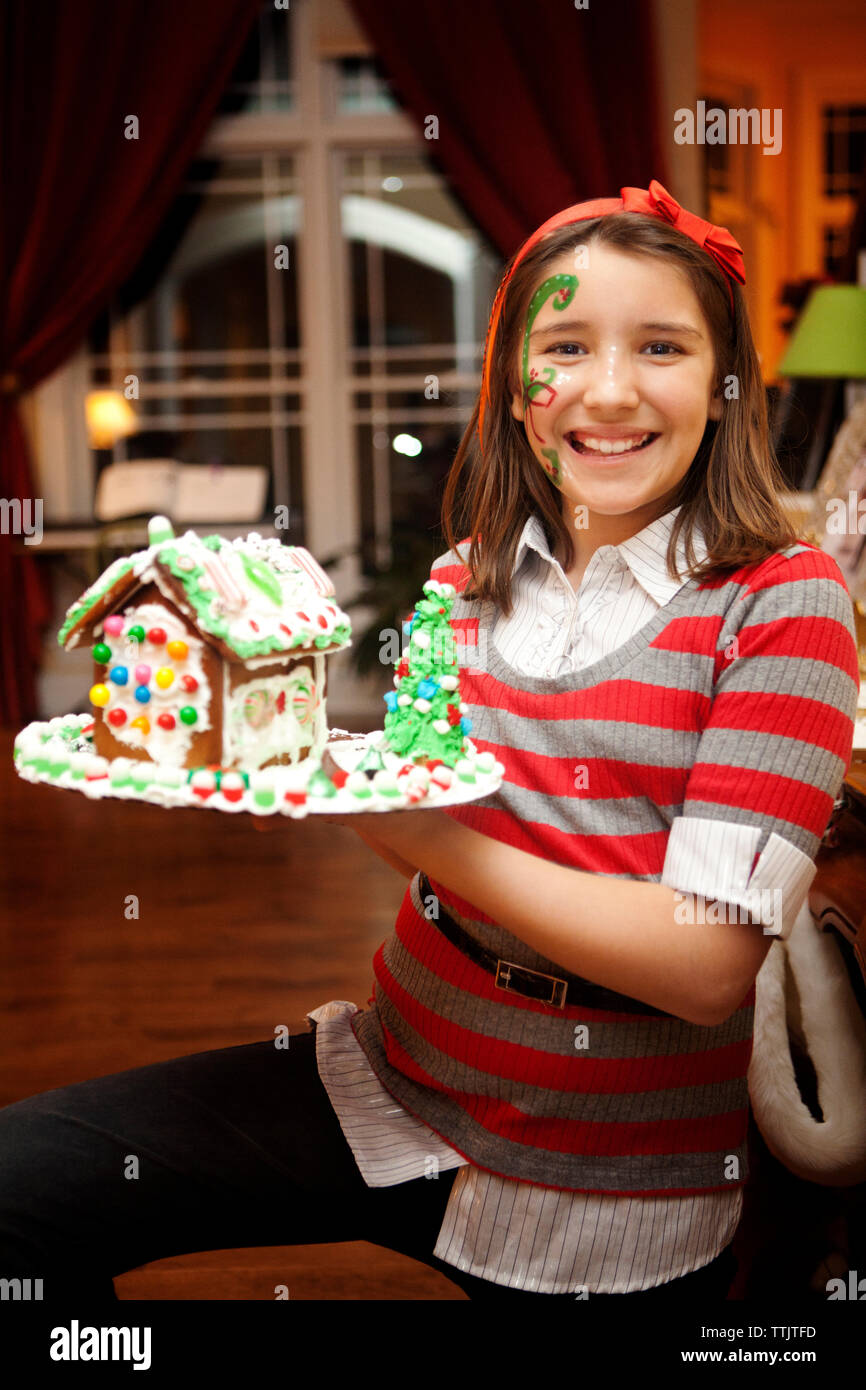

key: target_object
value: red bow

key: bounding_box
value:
[621,179,745,287]
[477,178,745,450]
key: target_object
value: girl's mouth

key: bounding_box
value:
[566,431,659,460]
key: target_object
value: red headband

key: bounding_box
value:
[477,178,746,452]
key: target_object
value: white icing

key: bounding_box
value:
[133,530,351,656]
[62,527,352,663]
[223,664,323,770]
[15,720,504,817]
[95,601,212,766]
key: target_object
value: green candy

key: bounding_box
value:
[179,706,198,726]
[253,787,275,808]
[127,625,145,643]
[239,551,283,606]
[92,642,111,663]
[307,768,337,798]
[357,746,386,774]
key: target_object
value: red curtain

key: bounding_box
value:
[347,0,669,257]
[0,0,263,727]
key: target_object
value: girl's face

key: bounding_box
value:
[510,244,724,528]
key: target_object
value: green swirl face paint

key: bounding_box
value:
[520,272,578,489]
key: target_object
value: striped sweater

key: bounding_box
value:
[351,530,859,1197]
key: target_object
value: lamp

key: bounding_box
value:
[776,287,866,378]
[776,286,866,490]
[85,390,138,450]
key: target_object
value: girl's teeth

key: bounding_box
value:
[576,433,652,455]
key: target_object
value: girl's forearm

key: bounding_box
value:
[352,825,418,880]
[381,815,770,1026]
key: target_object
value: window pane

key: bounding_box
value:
[93,154,303,531]
[823,105,866,198]
[342,152,501,574]
[217,0,295,115]
[336,57,398,114]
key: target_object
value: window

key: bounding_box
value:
[822,104,866,199]
[342,152,498,573]
[90,154,304,537]
[87,0,500,587]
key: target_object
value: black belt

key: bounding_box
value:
[417,872,671,1016]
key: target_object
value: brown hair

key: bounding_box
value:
[441,213,799,614]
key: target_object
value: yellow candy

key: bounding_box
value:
[130,716,150,734]
[155,667,174,689]
[90,683,111,707]
[166,640,188,660]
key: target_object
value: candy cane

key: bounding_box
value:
[201,551,246,609]
[290,547,335,597]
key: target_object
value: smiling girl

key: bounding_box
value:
[0,181,858,1307]
[321,180,860,1298]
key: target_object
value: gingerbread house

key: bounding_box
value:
[58,516,351,772]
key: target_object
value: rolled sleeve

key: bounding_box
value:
[661,815,817,941]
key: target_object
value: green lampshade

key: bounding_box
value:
[777,286,866,377]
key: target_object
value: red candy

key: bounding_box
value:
[446,704,462,725]
[329,767,349,789]
[279,624,293,637]
[317,614,328,628]
[397,659,409,678]
[181,675,198,693]
[284,790,307,805]
[107,708,126,727]
[157,713,175,731]
[147,627,167,644]
[297,611,310,623]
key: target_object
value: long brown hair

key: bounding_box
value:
[441,213,799,614]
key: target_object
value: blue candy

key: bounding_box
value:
[109,666,129,686]
[383,690,398,711]
[460,716,472,734]
[417,678,439,699]
[134,685,151,704]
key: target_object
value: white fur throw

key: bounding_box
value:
[748,899,866,1185]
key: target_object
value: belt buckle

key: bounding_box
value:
[495,958,568,1009]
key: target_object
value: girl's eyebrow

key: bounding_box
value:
[531,319,704,340]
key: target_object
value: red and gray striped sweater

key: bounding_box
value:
[351,538,859,1195]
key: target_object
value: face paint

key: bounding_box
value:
[520,273,578,489]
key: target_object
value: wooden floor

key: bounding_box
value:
[1,727,862,1301]
[0,726,467,1300]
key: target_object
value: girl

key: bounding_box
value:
[0,180,858,1305]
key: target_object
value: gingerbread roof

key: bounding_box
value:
[59,517,352,662]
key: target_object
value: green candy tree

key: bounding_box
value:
[382,580,468,766]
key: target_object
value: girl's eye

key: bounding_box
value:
[544,341,683,358]
[643,342,682,357]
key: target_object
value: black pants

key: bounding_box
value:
[0,1028,737,1302]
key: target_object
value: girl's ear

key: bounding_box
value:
[510,383,526,422]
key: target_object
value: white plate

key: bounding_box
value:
[13,717,505,818]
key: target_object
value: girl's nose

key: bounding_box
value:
[579,345,641,411]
